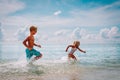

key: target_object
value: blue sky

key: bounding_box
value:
[10,0,120,19]
[0,0,120,44]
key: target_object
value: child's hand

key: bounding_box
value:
[37,45,41,48]
[83,51,86,53]
[65,50,67,52]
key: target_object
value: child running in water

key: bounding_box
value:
[23,26,42,63]
[66,41,86,61]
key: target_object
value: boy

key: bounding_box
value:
[66,41,86,61]
[23,26,42,62]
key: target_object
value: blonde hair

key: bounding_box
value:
[73,41,80,47]
[30,26,37,32]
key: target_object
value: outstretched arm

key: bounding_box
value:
[77,47,86,53]
[65,45,72,52]
[34,43,41,48]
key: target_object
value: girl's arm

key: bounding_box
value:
[65,45,72,52]
[77,47,86,53]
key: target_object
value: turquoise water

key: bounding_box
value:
[0,42,120,80]
[0,42,120,67]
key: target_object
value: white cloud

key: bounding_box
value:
[53,27,88,43]
[15,26,29,41]
[70,9,117,26]
[71,27,88,39]
[0,0,120,27]
[14,26,49,44]
[54,30,69,36]
[99,28,110,39]
[51,27,99,44]
[70,1,120,26]
[108,27,119,38]
[0,0,25,16]
[13,25,120,44]
[98,0,120,10]
[71,27,81,39]
[54,10,62,16]
[79,29,87,37]
[84,34,97,40]
[0,0,120,44]
[1,0,120,29]
[1,15,74,28]
[1,16,31,26]
[53,27,120,43]
[100,26,120,39]
[41,16,73,27]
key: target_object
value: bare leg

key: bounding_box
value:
[73,56,77,61]
[34,54,42,60]
[70,54,77,61]
[68,56,71,61]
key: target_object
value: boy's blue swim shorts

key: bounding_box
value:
[25,48,41,60]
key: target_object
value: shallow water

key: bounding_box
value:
[0,61,120,80]
[0,42,120,80]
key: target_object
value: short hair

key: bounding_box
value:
[30,26,37,32]
[73,41,80,47]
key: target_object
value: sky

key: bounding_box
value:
[0,0,120,44]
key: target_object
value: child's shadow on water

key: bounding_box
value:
[27,63,44,75]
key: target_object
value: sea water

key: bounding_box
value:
[0,42,120,80]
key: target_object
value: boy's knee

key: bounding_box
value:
[38,53,42,58]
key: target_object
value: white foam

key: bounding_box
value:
[61,56,68,61]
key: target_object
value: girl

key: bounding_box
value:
[66,41,86,61]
